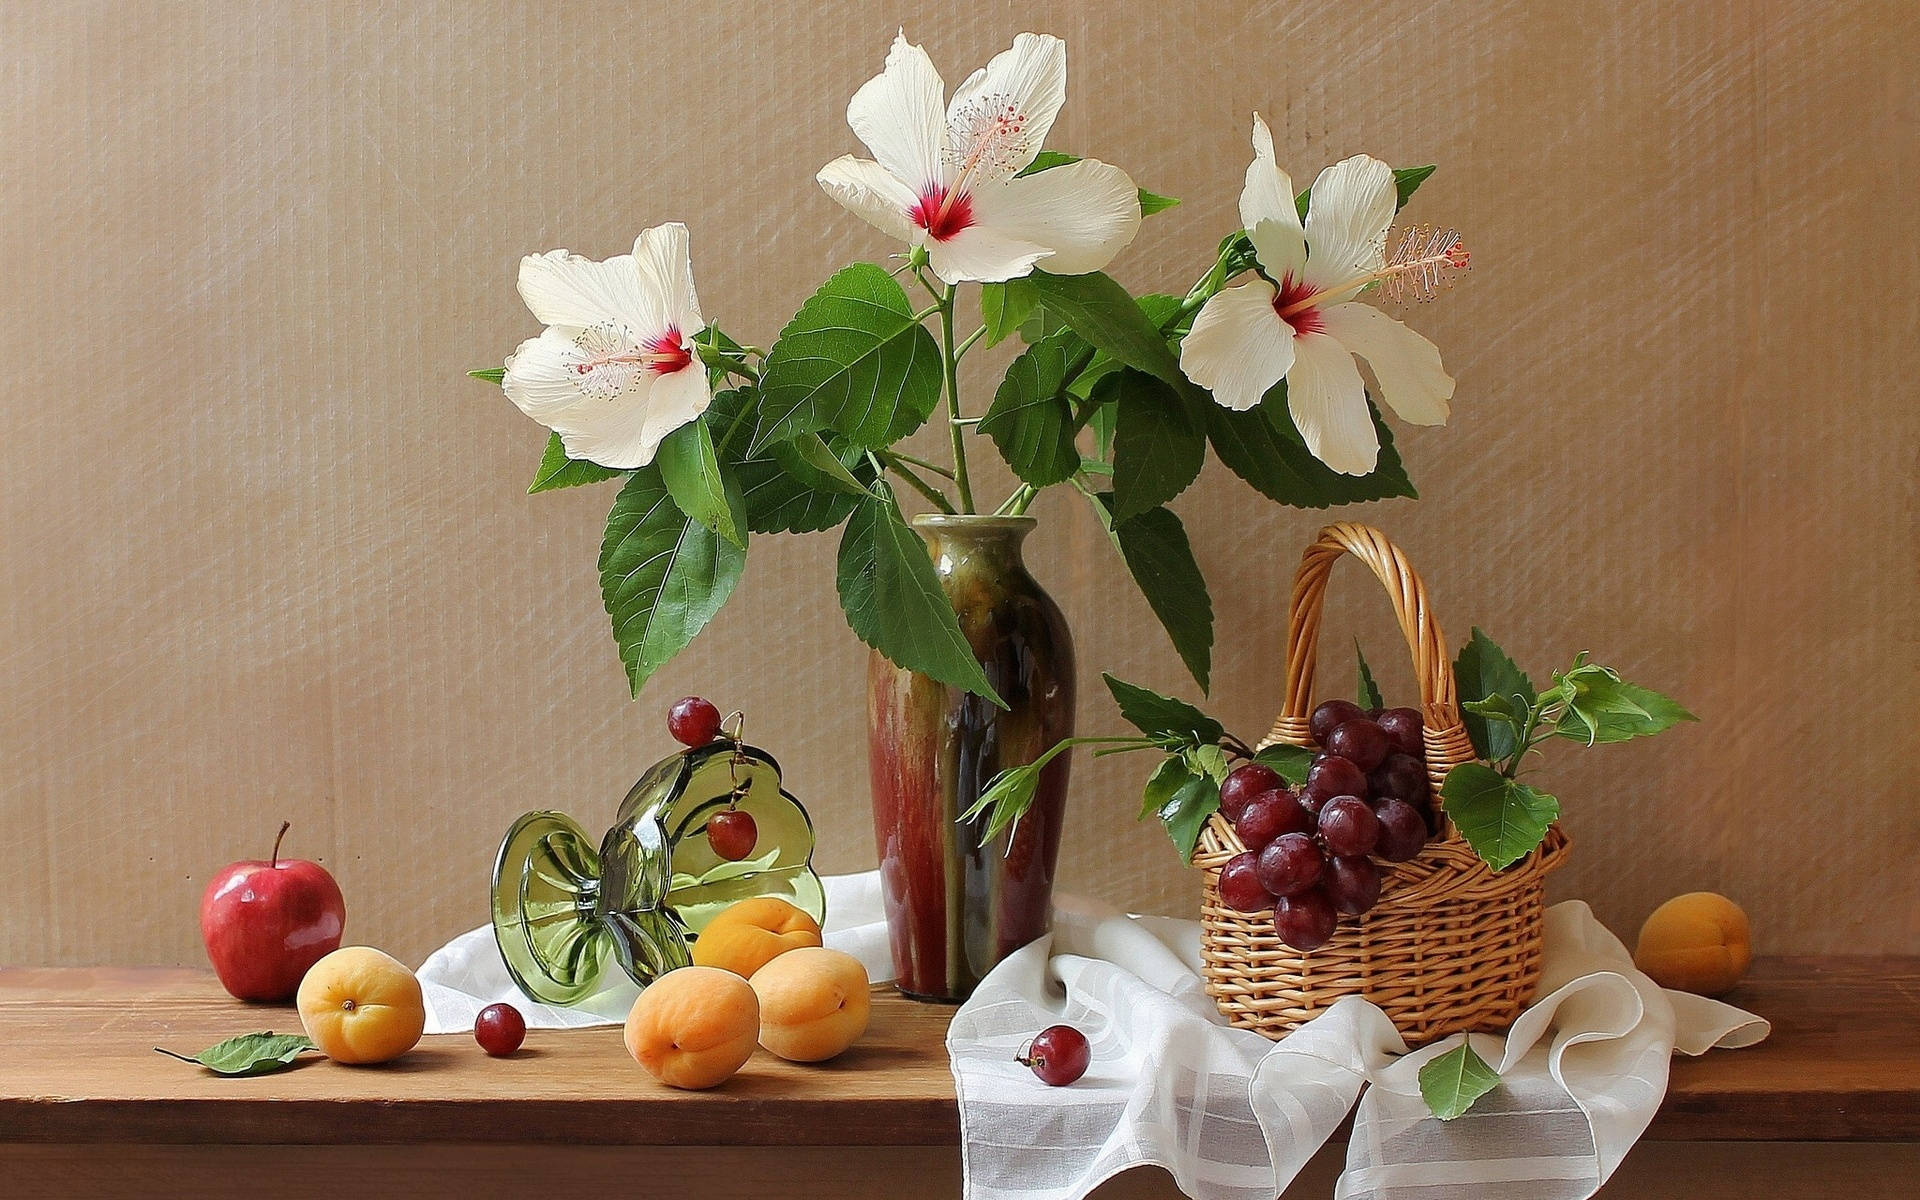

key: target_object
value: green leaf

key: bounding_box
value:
[1138,755,1194,820]
[1251,742,1314,785]
[1185,743,1231,783]
[979,331,1080,487]
[1112,505,1214,692]
[1107,368,1205,522]
[979,278,1040,348]
[529,432,627,494]
[1419,1040,1500,1120]
[776,432,871,496]
[1160,770,1222,860]
[1453,628,1537,761]
[1137,189,1180,216]
[1102,673,1223,745]
[1205,392,1416,508]
[961,761,1043,844]
[1025,270,1187,391]
[600,467,747,697]
[156,1032,317,1077]
[1356,640,1383,711]
[1554,668,1696,746]
[836,482,1005,706]
[693,325,754,385]
[468,367,505,384]
[753,263,943,451]
[1441,763,1559,870]
[709,389,871,535]
[656,419,744,547]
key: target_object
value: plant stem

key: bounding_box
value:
[938,284,977,512]
[714,396,756,458]
[886,458,957,514]
[953,325,987,359]
[885,450,956,480]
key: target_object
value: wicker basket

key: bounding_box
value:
[1195,522,1569,1045]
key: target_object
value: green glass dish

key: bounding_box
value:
[491,741,825,1007]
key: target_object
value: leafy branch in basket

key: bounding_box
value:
[964,674,1309,857]
[1442,629,1696,870]
[466,29,1467,703]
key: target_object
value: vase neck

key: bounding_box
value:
[911,514,1035,577]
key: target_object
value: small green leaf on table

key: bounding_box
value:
[1102,673,1223,746]
[1440,762,1560,870]
[1251,742,1314,785]
[156,1032,318,1077]
[979,332,1081,487]
[656,419,745,547]
[753,262,943,452]
[1453,628,1537,761]
[836,482,1006,707]
[1419,1039,1500,1120]
[1112,505,1214,692]
[529,431,626,494]
[1355,639,1383,711]
[600,467,747,697]
[1107,368,1205,523]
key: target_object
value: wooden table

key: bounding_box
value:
[3,959,1916,1198]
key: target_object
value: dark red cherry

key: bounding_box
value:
[474,1002,526,1057]
[668,696,724,746]
[706,809,757,861]
[1018,1024,1091,1086]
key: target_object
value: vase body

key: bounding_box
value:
[867,515,1075,1002]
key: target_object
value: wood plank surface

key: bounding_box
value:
[1,958,1914,1147]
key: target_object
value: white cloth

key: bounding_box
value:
[417,873,1767,1200]
[418,871,894,1033]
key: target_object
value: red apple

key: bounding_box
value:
[200,822,346,1002]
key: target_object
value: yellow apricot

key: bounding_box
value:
[624,966,759,1090]
[691,896,823,979]
[749,946,871,1063]
[296,946,426,1065]
[1634,892,1753,997]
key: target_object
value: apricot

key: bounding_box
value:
[296,946,426,1065]
[624,966,759,1089]
[691,896,823,979]
[1634,892,1753,997]
[750,946,871,1063]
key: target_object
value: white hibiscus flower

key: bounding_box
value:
[817,31,1142,286]
[1179,115,1464,475]
[501,222,711,470]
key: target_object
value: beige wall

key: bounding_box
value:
[3,1,1916,968]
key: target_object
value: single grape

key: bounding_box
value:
[1325,719,1391,772]
[668,696,724,746]
[1255,832,1326,897]
[1234,790,1312,851]
[1318,795,1381,857]
[706,809,758,861]
[1219,762,1284,823]
[1018,1024,1091,1086]
[1304,754,1368,804]
[1376,707,1425,757]
[1309,699,1367,745]
[1324,855,1382,915]
[1217,851,1272,913]
[1273,888,1339,952]
[1368,752,1429,805]
[1375,799,1430,862]
[474,1002,526,1057]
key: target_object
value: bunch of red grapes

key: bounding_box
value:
[1216,700,1435,952]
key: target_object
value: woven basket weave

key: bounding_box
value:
[1195,522,1569,1045]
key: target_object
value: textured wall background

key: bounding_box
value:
[3,1,1915,967]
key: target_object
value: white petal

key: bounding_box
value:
[1303,155,1396,292]
[925,224,1050,285]
[1240,113,1306,282]
[1178,279,1294,412]
[516,248,652,332]
[848,32,946,194]
[817,155,920,243]
[631,223,703,338]
[1317,302,1454,425]
[556,364,711,470]
[1285,332,1378,475]
[966,158,1139,276]
[946,32,1066,179]
[502,328,602,424]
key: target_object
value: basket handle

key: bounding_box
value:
[1264,523,1464,749]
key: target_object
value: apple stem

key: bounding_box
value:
[271,821,291,868]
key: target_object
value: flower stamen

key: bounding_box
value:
[1278,225,1470,318]
[569,323,690,399]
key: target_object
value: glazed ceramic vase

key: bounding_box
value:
[866,514,1075,1002]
